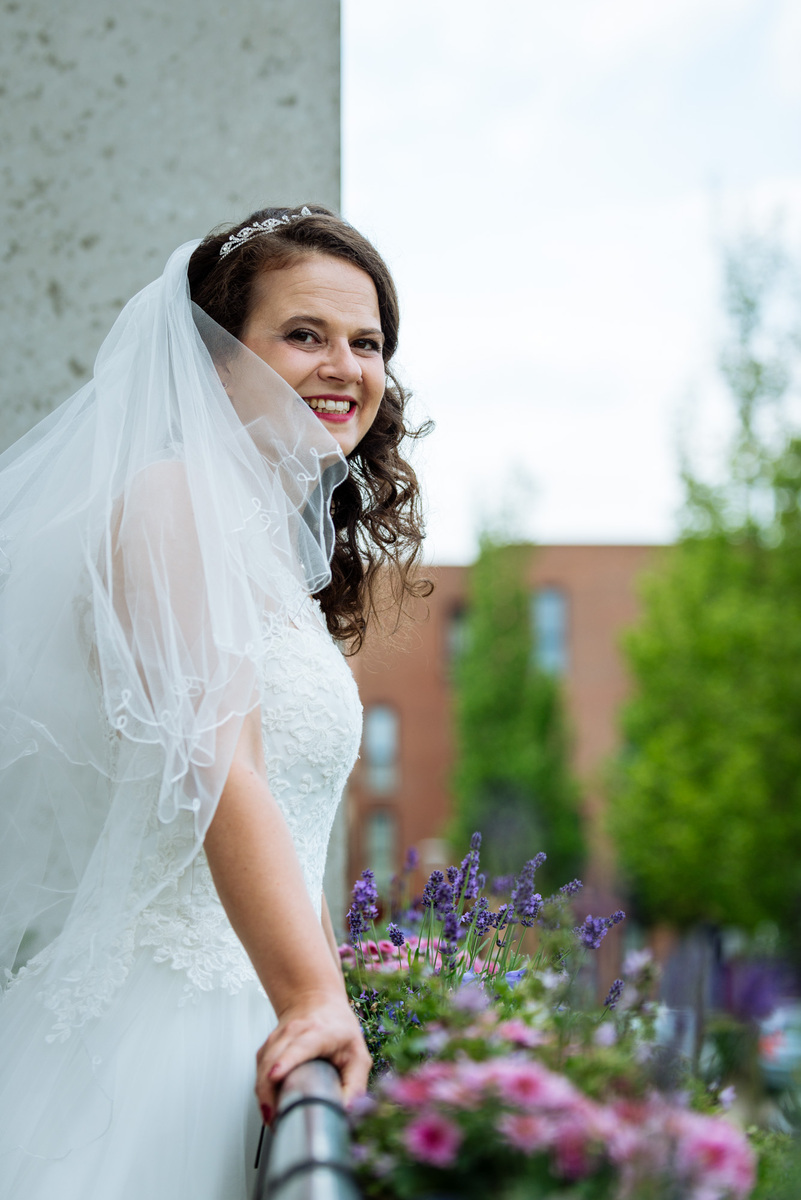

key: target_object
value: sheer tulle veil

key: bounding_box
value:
[0,241,347,1154]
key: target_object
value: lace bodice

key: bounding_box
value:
[132,597,362,1002]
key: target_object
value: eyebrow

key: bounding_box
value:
[283,314,384,339]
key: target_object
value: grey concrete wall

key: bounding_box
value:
[1,0,352,928]
[0,0,340,449]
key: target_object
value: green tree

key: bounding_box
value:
[451,536,584,892]
[609,236,801,942]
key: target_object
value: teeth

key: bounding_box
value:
[306,398,351,413]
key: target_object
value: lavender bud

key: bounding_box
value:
[443,910,459,941]
[604,978,625,1010]
[493,903,509,930]
[422,869,444,909]
[434,881,454,917]
[387,922,405,948]
[348,907,364,941]
[403,846,420,871]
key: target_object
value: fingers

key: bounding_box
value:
[254,1017,372,1114]
[336,1044,372,1106]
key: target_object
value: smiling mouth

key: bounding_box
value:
[303,397,356,422]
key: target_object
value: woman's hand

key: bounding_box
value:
[255,989,371,1120]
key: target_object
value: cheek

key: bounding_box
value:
[366,368,386,413]
[265,346,312,389]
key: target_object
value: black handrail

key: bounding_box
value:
[254,1059,362,1200]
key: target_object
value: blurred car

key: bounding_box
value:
[758,1002,801,1091]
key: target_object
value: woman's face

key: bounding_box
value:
[239,253,386,457]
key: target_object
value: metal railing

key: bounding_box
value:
[254,1059,361,1200]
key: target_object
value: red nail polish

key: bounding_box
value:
[261,1103,272,1124]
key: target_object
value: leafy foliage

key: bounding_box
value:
[451,537,584,891]
[609,236,801,942]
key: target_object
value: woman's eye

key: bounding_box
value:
[353,338,382,353]
[287,329,318,345]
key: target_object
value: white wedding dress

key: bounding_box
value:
[0,596,362,1200]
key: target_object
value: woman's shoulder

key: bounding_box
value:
[127,452,190,500]
[118,454,201,544]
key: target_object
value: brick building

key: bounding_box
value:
[347,545,661,907]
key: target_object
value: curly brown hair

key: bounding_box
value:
[187,204,432,652]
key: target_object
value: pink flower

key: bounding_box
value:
[386,1076,436,1105]
[428,1060,488,1109]
[497,1112,553,1154]
[382,1062,451,1107]
[485,1059,578,1111]
[495,1018,546,1048]
[403,1112,463,1168]
[674,1112,755,1198]
[553,1119,593,1180]
[377,939,396,958]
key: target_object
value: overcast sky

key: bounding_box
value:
[342,0,801,563]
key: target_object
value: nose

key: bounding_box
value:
[318,338,361,384]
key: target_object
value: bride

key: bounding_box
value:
[0,205,429,1198]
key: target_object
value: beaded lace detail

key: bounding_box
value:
[10,599,361,1028]
[131,597,361,1003]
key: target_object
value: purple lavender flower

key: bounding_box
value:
[454,832,483,904]
[461,896,493,937]
[560,878,584,897]
[443,910,459,941]
[403,846,420,872]
[446,865,459,885]
[348,907,364,941]
[505,967,527,988]
[441,909,460,963]
[575,915,607,949]
[347,867,380,944]
[491,874,515,895]
[351,868,379,920]
[493,903,510,930]
[575,910,626,950]
[386,922,405,948]
[434,881,454,918]
[422,869,444,909]
[604,978,625,1010]
[510,855,545,927]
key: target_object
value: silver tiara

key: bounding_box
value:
[219,206,313,258]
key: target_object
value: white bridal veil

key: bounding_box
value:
[0,241,347,1151]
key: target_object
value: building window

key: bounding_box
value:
[531,587,568,675]
[366,810,396,895]
[363,703,399,794]
[445,604,469,673]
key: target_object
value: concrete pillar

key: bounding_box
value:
[1,0,351,928]
[0,0,340,449]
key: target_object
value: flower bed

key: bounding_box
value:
[340,838,764,1200]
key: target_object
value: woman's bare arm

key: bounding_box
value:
[203,707,369,1118]
[321,893,345,974]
